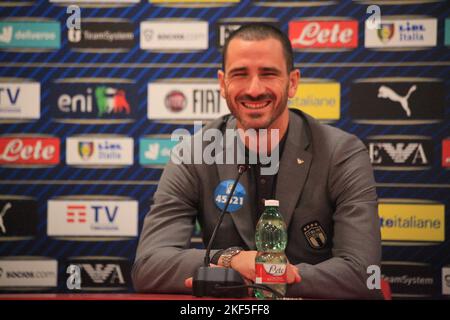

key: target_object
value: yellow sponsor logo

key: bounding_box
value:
[379,202,445,242]
[288,80,340,121]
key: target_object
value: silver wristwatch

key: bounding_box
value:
[221,247,242,268]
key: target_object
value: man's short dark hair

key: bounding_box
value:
[222,23,294,73]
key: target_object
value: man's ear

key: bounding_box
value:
[218,69,226,99]
[288,69,300,98]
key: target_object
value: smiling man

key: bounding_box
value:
[132,24,382,299]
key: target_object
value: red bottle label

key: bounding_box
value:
[255,263,287,284]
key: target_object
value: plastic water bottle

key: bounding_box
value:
[254,199,288,299]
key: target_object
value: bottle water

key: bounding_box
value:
[254,199,288,299]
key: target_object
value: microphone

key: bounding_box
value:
[192,164,250,298]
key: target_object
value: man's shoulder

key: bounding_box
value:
[294,110,362,146]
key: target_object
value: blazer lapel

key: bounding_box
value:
[276,112,312,228]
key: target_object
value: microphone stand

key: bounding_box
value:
[192,165,250,297]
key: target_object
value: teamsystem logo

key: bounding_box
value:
[381,262,434,298]
[0,20,60,50]
[67,18,135,52]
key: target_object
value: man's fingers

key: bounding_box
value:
[185,277,193,288]
[286,264,301,284]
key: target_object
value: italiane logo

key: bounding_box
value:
[0,20,60,50]
[379,199,445,243]
[288,79,340,121]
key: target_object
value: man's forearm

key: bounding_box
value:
[133,248,224,293]
[287,258,383,299]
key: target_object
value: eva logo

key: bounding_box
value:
[64,257,131,292]
[365,136,432,170]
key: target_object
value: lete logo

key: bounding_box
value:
[289,20,358,49]
[0,137,60,165]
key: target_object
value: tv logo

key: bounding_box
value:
[47,198,138,237]
[0,81,40,120]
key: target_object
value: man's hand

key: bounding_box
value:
[229,250,301,284]
[184,251,301,289]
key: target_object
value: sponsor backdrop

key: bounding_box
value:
[0,0,449,299]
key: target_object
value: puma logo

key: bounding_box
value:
[377,85,417,117]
